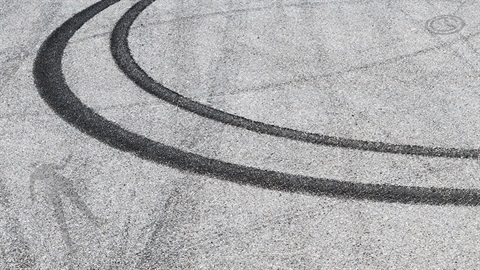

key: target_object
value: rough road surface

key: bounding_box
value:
[3,0,480,268]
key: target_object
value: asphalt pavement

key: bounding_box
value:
[3,0,480,269]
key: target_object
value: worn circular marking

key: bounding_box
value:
[426,15,465,35]
[33,0,480,205]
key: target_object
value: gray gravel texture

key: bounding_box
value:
[3,0,480,269]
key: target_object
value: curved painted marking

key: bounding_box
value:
[111,0,480,159]
[33,0,480,205]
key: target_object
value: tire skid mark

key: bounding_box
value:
[113,0,480,159]
[33,0,480,208]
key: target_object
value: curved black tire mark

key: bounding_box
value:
[33,0,480,206]
[111,0,480,159]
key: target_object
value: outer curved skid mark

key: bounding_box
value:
[111,0,480,159]
[33,0,480,206]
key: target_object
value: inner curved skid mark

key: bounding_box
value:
[111,0,480,159]
[33,0,480,206]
